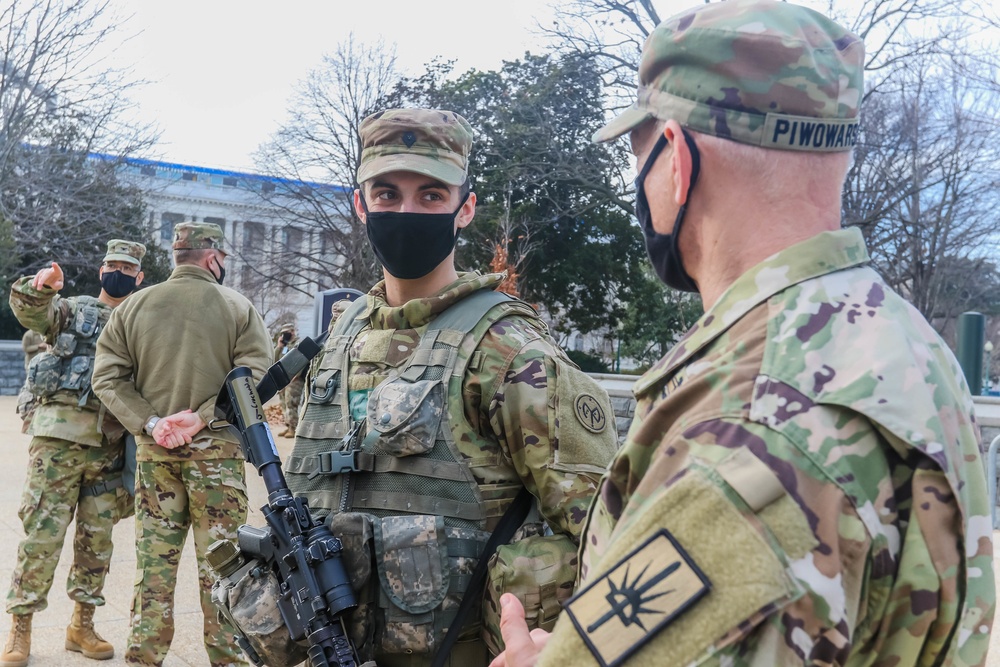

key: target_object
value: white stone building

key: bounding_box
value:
[117,156,350,337]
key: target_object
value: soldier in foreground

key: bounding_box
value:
[493,1,995,666]
[92,223,272,667]
[282,108,619,666]
[2,240,147,667]
[273,322,304,437]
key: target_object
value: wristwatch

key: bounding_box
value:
[144,416,160,436]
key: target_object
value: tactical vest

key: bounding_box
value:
[25,295,107,408]
[285,289,541,661]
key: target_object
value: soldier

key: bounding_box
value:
[493,2,995,666]
[2,240,147,667]
[273,322,304,437]
[91,222,272,667]
[280,108,619,667]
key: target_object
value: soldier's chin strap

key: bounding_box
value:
[213,332,329,430]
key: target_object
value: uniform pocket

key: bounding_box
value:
[367,378,443,457]
[373,514,450,614]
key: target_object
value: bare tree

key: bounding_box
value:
[0,0,160,336]
[0,0,152,177]
[244,34,399,297]
[846,55,1000,326]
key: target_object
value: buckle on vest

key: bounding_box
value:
[309,369,339,402]
[309,450,359,479]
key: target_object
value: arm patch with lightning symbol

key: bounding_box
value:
[564,529,711,667]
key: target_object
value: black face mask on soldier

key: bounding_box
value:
[209,256,226,285]
[101,270,137,298]
[361,192,470,280]
[634,128,701,293]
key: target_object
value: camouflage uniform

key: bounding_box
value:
[20,329,45,371]
[16,330,46,431]
[284,109,619,667]
[537,2,995,666]
[273,323,304,434]
[5,241,145,619]
[92,223,272,667]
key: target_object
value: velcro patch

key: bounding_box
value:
[564,529,710,667]
[574,393,608,433]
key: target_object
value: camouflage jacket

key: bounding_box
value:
[9,277,121,446]
[21,329,45,371]
[539,228,994,667]
[92,265,273,461]
[294,271,617,539]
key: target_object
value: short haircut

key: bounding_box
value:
[173,248,215,265]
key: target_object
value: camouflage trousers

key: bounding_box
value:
[126,458,249,667]
[281,375,305,432]
[6,435,126,615]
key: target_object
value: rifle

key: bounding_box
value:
[208,332,361,667]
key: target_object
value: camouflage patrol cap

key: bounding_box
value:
[279,322,295,333]
[593,0,864,152]
[172,222,227,254]
[357,109,473,187]
[103,239,146,266]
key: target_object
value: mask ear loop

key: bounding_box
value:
[667,128,702,292]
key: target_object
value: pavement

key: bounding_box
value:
[0,395,289,666]
[0,394,998,665]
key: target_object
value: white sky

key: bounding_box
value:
[105,0,562,173]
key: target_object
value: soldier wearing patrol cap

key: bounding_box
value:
[276,108,619,667]
[493,2,994,666]
[273,321,304,437]
[3,239,147,666]
[92,222,272,667]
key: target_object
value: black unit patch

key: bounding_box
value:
[565,529,711,667]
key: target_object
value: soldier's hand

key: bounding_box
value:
[153,410,205,449]
[32,262,64,291]
[489,594,549,667]
[153,417,189,449]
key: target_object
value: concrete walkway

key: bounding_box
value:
[0,395,284,666]
[0,394,999,665]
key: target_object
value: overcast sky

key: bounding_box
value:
[105,0,560,173]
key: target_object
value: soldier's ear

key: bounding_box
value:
[135,271,144,288]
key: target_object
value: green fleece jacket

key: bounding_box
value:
[92,265,272,461]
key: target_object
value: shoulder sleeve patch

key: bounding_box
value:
[574,393,608,434]
[564,529,710,667]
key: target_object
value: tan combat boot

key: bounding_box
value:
[0,613,32,667]
[65,602,113,660]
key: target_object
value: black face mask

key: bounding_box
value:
[210,257,226,285]
[101,270,138,298]
[634,128,701,293]
[361,193,470,280]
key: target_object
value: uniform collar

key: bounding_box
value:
[359,272,504,330]
[634,227,871,396]
[169,265,218,282]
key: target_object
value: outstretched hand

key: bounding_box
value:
[488,595,550,667]
[32,262,64,292]
[153,410,206,449]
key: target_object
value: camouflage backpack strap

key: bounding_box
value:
[331,296,370,338]
[285,296,369,513]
